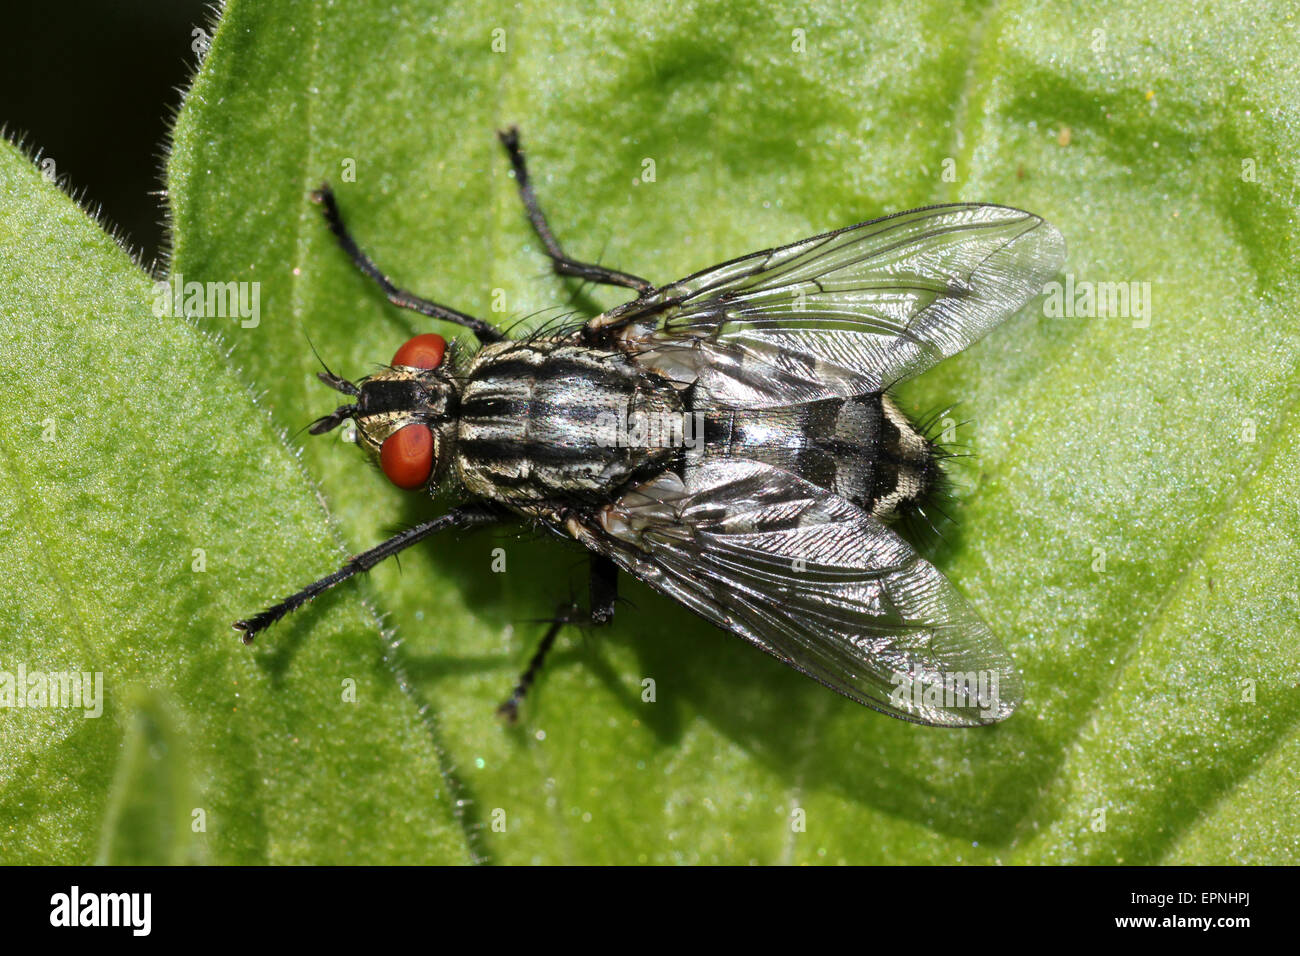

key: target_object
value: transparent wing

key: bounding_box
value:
[596,203,1065,407]
[580,459,1020,726]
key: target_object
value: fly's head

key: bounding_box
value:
[310,333,458,491]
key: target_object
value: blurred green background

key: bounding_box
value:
[2,1,211,265]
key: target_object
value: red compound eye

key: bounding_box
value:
[380,424,434,489]
[392,333,446,370]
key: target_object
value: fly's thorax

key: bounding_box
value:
[454,339,685,504]
[353,364,460,482]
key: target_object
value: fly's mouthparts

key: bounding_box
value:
[309,372,361,434]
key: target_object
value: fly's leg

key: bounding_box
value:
[496,556,619,722]
[495,609,570,724]
[233,504,503,642]
[497,127,654,296]
[587,552,618,625]
[310,184,504,344]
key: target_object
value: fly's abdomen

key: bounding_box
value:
[699,393,937,519]
[456,340,683,503]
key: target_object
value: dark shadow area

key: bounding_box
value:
[1,0,212,266]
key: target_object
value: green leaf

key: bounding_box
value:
[5,0,1298,864]
[97,690,193,865]
[0,141,475,864]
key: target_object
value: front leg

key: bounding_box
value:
[234,504,503,642]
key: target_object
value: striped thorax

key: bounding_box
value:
[455,339,685,504]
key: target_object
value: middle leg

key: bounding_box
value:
[496,555,620,721]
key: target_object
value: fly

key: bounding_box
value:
[234,127,1065,726]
